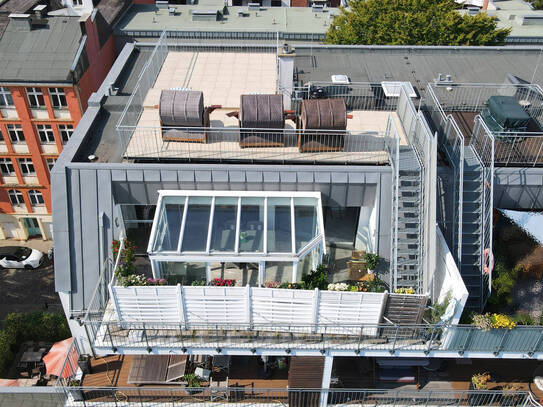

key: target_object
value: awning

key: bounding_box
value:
[376,358,430,367]
[43,338,78,378]
[148,190,326,263]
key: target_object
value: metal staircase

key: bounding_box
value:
[394,148,424,291]
[460,147,485,312]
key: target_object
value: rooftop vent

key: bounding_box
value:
[33,5,47,19]
[191,10,221,21]
[331,74,350,84]
[435,73,453,84]
[381,81,417,97]
[312,3,325,11]
[8,13,32,31]
[521,15,543,25]
[248,2,260,9]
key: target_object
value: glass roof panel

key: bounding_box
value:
[239,197,264,253]
[210,197,238,252]
[181,196,212,252]
[152,196,185,252]
[149,191,325,259]
[294,197,319,252]
[267,197,292,253]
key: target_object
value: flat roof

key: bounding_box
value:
[115,4,334,35]
[294,46,543,97]
[0,16,83,83]
[490,0,543,39]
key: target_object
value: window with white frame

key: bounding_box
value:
[6,124,24,143]
[28,189,44,205]
[36,124,55,144]
[0,87,13,107]
[46,158,57,171]
[49,88,67,108]
[0,158,15,176]
[18,158,35,175]
[58,124,73,143]
[8,189,24,206]
[26,87,45,108]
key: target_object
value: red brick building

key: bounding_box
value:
[0,9,116,240]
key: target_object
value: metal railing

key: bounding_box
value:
[56,338,82,387]
[120,126,388,163]
[58,387,535,407]
[425,85,464,265]
[428,82,543,167]
[116,31,168,153]
[470,116,495,304]
[82,320,543,357]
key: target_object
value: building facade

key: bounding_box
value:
[0,7,117,240]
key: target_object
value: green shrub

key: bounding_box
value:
[487,255,519,309]
[301,264,329,290]
[425,292,452,324]
[513,312,534,326]
[0,312,70,376]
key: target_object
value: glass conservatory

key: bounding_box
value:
[147,191,326,286]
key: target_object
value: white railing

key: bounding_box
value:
[110,284,391,335]
[470,116,495,304]
[426,85,464,265]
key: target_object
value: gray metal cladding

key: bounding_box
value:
[159,90,204,127]
[240,94,284,129]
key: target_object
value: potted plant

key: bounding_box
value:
[77,355,91,374]
[363,253,381,274]
[68,379,84,401]
[183,373,202,394]
[471,372,491,390]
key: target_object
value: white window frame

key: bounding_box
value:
[49,88,67,109]
[28,189,44,206]
[0,87,13,107]
[7,124,24,143]
[46,158,57,171]
[18,158,35,175]
[8,189,24,206]
[0,158,15,176]
[26,87,45,108]
[58,124,73,143]
[36,124,55,144]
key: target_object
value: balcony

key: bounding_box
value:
[426,82,543,167]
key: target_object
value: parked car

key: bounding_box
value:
[0,246,44,269]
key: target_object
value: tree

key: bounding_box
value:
[326,0,510,46]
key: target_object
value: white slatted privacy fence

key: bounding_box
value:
[110,284,389,334]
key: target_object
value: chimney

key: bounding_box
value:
[33,5,47,19]
[8,14,32,31]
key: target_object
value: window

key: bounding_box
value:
[58,124,73,143]
[73,0,83,5]
[0,87,13,107]
[6,124,24,143]
[28,190,44,205]
[49,88,67,108]
[0,158,15,176]
[36,124,55,144]
[46,158,57,171]
[18,158,35,175]
[26,87,45,108]
[8,189,24,205]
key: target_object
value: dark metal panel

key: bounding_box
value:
[126,170,144,182]
[212,171,228,183]
[229,171,246,183]
[280,172,297,183]
[246,171,263,183]
[195,170,212,182]
[263,172,280,183]
[68,169,84,311]
[297,172,314,183]
[178,171,195,182]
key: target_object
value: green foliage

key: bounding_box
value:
[0,312,70,376]
[425,292,452,324]
[513,312,534,326]
[301,264,329,290]
[184,373,202,387]
[326,0,510,46]
[487,255,519,309]
[529,0,543,10]
[363,253,381,270]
